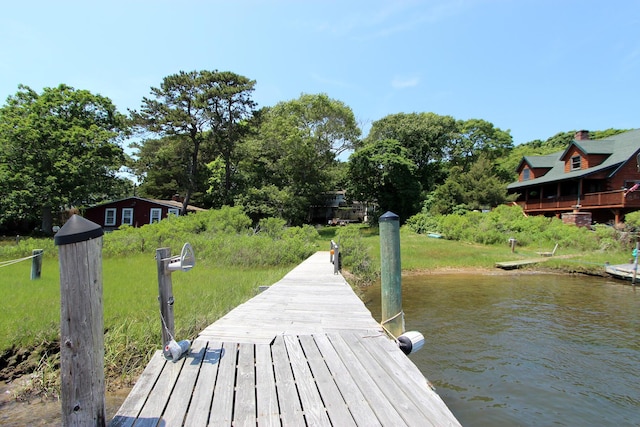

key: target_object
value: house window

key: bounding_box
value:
[122,208,133,225]
[522,169,530,181]
[571,155,581,170]
[168,208,180,217]
[150,208,162,224]
[105,208,116,226]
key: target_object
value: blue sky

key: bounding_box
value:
[1,0,639,147]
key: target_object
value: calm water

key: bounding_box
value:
[360,273,640,426]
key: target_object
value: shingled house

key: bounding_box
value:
[83,196,205,231]
[507,129,640,225]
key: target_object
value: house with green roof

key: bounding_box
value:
[507,129,640,225]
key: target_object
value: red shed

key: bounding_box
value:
[83,196,205,231]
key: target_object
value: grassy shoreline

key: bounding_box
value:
[0,223,630,400]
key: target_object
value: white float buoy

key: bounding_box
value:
[397,331,424,355]
[165,339,191,362]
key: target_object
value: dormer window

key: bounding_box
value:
[571,155,581,171]
[522,168,530,180]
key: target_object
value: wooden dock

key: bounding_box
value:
[605,263,639,281]
[110,252,460,426]
[495,258,546,269]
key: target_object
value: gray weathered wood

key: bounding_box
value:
[110,252,461,427]
[298,335,357,426]
[156,247,175,359]
[209,342,238,426]
[233,343,257,427]
[110,351,166,427]
[342,331,435,427]
[58,236,106,426]
[312,334,382,426]
[271,336,305,426]
[31,248,43,280]
[183,341,223,427]
[135,356,185,426]
[326,332,405,426]
[284,335,331,426]
[255,344,280,426]
[162,340,207,426]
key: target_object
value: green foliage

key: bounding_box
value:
[131,70,257,209]
[238,93,360,225]
[0,84,128,233]
[99,207,320,267]
[623,210,640,231]
[347,139,422,221]
[334,225,377,285]
[258,217,287,239]
[406,204,633,253]
[426,155,515,215]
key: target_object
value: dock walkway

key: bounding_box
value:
[110,252,460,426]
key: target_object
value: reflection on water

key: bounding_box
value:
[360,273,640,426]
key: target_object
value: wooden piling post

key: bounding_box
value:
[156,247,176,358]
[54,215,105,427]
[379,211,404,337]
[632,241,639,286]
[31,249,43,280]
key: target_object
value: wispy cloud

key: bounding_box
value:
[391,75,420,89]
[306,0,475,41]
[311,73,355,89]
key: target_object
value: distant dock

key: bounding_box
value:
[495,258,547,269]
[110,251,461,426]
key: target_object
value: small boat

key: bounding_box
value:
[605,263,640,281]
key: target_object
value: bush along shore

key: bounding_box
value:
[0,205,634,398]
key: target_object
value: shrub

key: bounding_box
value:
[334,226,377,285]
[405,204,630,253]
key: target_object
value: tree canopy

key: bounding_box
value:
[236,93,361,224]
[131,70,256,212]
[0,84,128,234]
[2,70,631,234]
[347,138,421,221]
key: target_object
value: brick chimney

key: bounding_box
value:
[575,130,590,141]
[172,194,183,202]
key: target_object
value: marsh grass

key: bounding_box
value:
[0,252,292,390]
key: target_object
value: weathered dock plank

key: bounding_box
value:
[255,344,280,426]
[182,341,223,427]
[109,251,461,427]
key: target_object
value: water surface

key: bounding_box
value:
[360,273,640,426]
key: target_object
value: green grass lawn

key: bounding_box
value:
[0,253,292,383]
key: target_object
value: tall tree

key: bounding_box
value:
[426,155,515,215]
[131,70,256,212]
[0,84,127,234]
[449,118,513,171]
[347,139,421,221]
[238,94,361,224]
[364,112,457,194]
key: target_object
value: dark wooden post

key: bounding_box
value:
[156,247,175,359]
[31,249,43,280]
[54,215,105,427]
[379,211,404,337]
[333,243,341,274]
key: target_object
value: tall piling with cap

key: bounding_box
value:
[379,211,404,337]
[55,215,106,427]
